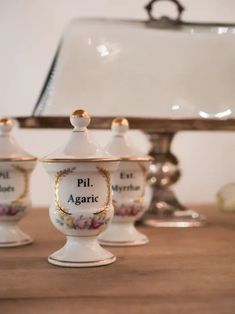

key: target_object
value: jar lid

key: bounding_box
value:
[105,117,153,162]
[41,109,120,163]
[0,117,36,162]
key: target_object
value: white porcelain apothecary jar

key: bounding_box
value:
[99,118,152,246]
[0,118,36,247]
[41,109,120,267]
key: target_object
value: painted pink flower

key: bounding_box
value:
[90,217,103,229]
[74,216,91,229]
[0,205,7,215]
[115,204,142,217]
[8,206,19,216]
[130,206,140,216]
[0,203,24,216]
[115,205,128,216]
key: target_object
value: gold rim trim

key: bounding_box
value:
[41,157,120,163]
[99,239,146,244]
[0,238,32,245]
[41,156,152,163]
[49,255,115,264]
[119,156,153,162]
[0,157,37,162]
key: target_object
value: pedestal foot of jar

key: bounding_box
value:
[0,223,33,247]
[99,222,149,246]
[48,236,116,267]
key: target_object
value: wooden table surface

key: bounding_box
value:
[0,205,235,314]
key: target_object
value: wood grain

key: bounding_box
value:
[0,205,234,314]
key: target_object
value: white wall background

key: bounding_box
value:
[0,0,235,207]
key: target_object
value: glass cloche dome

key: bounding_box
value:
[29,1,235,122]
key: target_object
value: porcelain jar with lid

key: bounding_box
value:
[99,118,153,246]
[0,118,37,247]
[41,109,120,267]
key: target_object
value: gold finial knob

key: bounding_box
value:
[112,117,129,127]
[111,117,129,134]
[71,109,90,119]
[0,117,13,133]
[70,109,90,131]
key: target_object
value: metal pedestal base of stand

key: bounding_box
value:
[143,132,205,227]
[144,188,205,227]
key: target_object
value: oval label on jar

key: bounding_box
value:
[55,166,111,215]
[0,165,27,202]
[112,161,146,202]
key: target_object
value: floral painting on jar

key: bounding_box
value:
[113,200,144,217]
[0,202,26,216]
[56,209,110,230]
